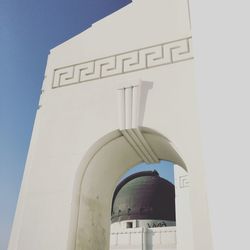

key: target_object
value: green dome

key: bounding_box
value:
[111,171,175,223]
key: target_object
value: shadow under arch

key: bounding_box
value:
[67,127,187,250]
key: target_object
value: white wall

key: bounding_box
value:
[110,226,176,250]
[190,1,250,249]
[8,1,213,250]
[111,220,176,231]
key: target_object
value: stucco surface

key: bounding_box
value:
[8,1,212,250]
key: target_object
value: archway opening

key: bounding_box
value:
[71,128,193,250]
[109,161,179,250]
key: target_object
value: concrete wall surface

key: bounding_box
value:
[110,226,176,250]
[8,1,212,250]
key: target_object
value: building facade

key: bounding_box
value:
[110,171,177,250]
[8,1,212,250]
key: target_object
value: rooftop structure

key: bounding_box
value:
[111,170,175,223]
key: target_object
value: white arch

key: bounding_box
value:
[67,127,187,250]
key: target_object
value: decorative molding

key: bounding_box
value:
[122,128,159,164]
[117,82,158,163]
[52,37,193,88]
[179,175,190,188]
[117,84,141,130]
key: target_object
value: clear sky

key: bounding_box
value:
[121,161,174,184]
[0,1,132,249]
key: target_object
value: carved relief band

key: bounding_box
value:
[52,37,193,88]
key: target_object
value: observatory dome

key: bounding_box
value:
[111,170,175,223]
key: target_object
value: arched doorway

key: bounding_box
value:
[67,127,190,250]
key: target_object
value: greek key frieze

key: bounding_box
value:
[52,37,193,88]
